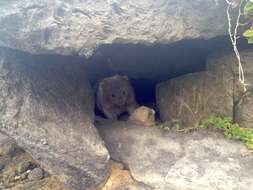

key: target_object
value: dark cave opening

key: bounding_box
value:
[87,36,237,110]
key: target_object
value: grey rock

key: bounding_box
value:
[0,162,4,171]
[205,50,253,129]
[15,181,44,190]
[20,172,28,180]
[28,168,44,181]
[0,132,17,156]
[0,48,110,190]
[0,0,227,57]
[157,71,207,127]
[0,184,4,189]
[156,70,233,127]
[156,50,253,128]
[229,50,253,129]
[235,91,253,129]
[17,161,33,174]
[8,172,18,183]
[97,120,253,190]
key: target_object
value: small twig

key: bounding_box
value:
[174,125,201,132]
[239,19,253,26]
[226,0,249,91]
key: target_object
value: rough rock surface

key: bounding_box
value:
[235,92,253,129]
[157,72,209,127]
[206,50,253,129]
[97,120,253,190]
[0,132,17,157]
[0,132,68,190]
[156,70,233,127]
[156,50,253,128]
[0,0,227,57]
[1,131,151,190]
[0,48,110,190]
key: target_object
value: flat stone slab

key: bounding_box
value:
[0,0,227,57]
[97,120,253,190]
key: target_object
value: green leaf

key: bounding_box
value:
[244,2,253,15]
[245,141,253,150]
[199,116,253,150]
[247,37,253,44]
[243,30,253,37]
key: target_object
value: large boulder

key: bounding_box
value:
[157,71,208,127]
[156,50,253,128]
[97,120,253,190]
[235,91,253,129]
[207,50,253,129]
[156,70,233,127]
[0,0,227,57]
[231,50,253,129]
[0,48,110,190]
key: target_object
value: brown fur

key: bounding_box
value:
[96,75,138,120]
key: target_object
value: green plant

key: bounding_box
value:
[154,120,184,132]
[155,123,170,131]
[225,0,252,91]
[199,116,253,150]
[154,120,196,133]
[62,175,72,182]
[243,0,253,43]
[227,0,253,44]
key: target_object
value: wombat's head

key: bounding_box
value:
[100,75,134,107]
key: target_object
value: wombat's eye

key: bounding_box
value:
[111,94,115,98]
[122,90,126,95]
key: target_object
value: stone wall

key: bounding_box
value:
[0,48,110,190]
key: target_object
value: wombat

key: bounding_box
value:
[96,75,138,120]
[129,106,156,127]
